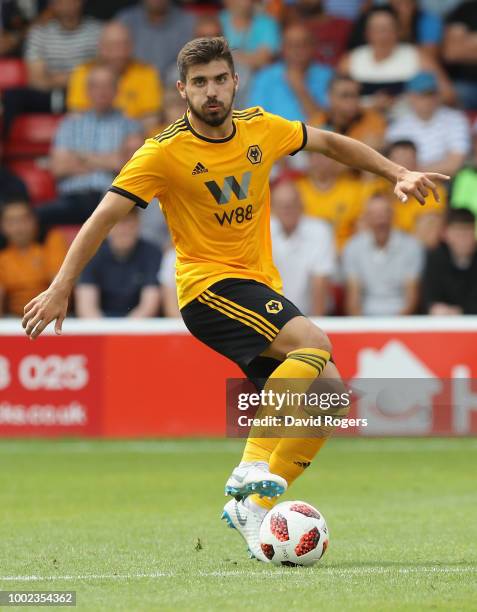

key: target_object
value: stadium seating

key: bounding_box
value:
[7,160,57,203]
[0,58,27,91]
[3,113,64,160]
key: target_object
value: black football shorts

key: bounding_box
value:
[180,277,304,383]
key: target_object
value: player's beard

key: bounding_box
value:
[186,90,235,128]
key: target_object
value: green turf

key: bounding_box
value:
[0,438,476,611]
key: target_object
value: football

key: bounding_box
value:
[259,501,329,566]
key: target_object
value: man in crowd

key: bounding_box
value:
[295,152,363,251]
[75,207,162,318]
[2,0,101,136]
[343,193,424,316]
[387,72,470,177]
[271,178,336,316]
[67,21,163,132]
[0,199,66,316]
[361,139,445,249]
[442,0,477,110]
[220,0,280,107]
[311,75,386,149]
[422,209,477,315]
[117,0,195,83]
[39,63,143,226]
[248,21,334,121]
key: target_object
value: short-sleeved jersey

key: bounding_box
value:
[110,107,307,308]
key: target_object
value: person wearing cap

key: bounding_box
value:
[387,71,470,177]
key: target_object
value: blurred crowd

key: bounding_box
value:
[1,0,477,319]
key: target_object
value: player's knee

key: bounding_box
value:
[302,323,332,356]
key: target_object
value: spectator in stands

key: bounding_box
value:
[0,165,29,204]
[450,121,477,217]
[158,245,180,317]
[117,0,195,84]
[311,75,386,149]
[67,21,163,133]
[220,0,280,108]
[194,13,222,39]
[387,72,470,177]
[0,198,67,316]
[39,64,143,226]
[422,209,477,315]
[1,0,101,137]
[421,0,461,16]
[0,0,29,56]
[322,0,366,20]
[271,178,336,316]
[339,6,455,110]
[361,139,445,249]
[295,153,363,251]
[442,0,477,110]
[220,0,280,70]
[284,0,352,67]
[343,193,424,316]
[248,22,334,121]
[75,207,162,318]
[83,0,136,20]
[348,0,443,59]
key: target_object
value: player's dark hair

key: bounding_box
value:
[177,37,235,82]
[446,208,476,226]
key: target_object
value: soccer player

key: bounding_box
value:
[22,37,448,562]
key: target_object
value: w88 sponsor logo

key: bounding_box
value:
[214,204,253,226]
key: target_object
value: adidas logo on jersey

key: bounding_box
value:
[192,162,208,175]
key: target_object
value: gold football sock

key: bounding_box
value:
[240,348,330,463]
[249,437,329,510]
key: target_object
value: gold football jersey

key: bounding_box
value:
[110,107,306,308]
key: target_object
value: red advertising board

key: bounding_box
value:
[1,318,476,437]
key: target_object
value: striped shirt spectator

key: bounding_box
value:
[387,72,470,176]
[54,110,142,194]
[37,64,144,227]
[25,17,101,73]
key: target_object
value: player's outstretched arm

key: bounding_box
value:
[22,192,136,339]
[304,126,450,204]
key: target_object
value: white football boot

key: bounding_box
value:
[221,498,269,562]
[224,461,287,500]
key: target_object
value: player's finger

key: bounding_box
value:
[417,182,429,198]
[395,187,408,203]
[412,188,425,205]
[31,318,50,340]
[425,172,451,182]
[25,311,46,337]
[55,313,65,336]
[23,299,38,317]
[422,177,440,202]
[22,306,40,331]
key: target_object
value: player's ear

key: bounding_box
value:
[233,72,239,93]
[177,80,186,100]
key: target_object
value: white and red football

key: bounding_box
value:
[259,500,329,566]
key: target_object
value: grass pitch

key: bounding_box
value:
[0,438,476,611]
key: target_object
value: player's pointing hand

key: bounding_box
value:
[394,170,450,205]
[22,288,68,340]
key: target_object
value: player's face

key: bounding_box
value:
[179,60,237,128]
